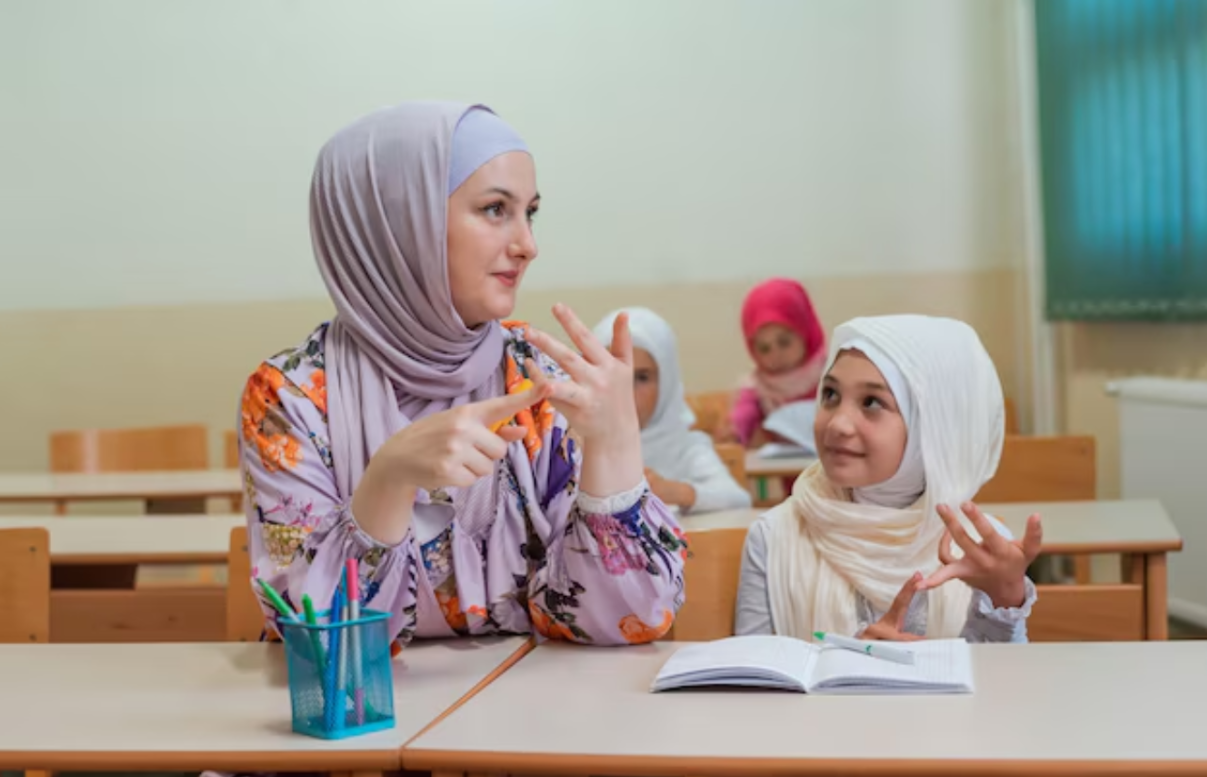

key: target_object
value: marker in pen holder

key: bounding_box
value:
[278,607,395,739]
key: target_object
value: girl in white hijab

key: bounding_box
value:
[594,308,752,515]
[735,315,1042,642]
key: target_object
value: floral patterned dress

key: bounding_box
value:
[239,321,688,647]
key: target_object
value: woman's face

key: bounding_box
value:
[632,347,660,429]
[447,151,540,328]
[752,323,806,374]
[813,350,908,489]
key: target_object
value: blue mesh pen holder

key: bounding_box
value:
[278,608,395,739]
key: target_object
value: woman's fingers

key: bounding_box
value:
[551,303,611,365]
[608,311,634,366]
[525,327,589,378]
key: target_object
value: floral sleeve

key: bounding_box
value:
[238,331,421,645]
[499,324,688,646]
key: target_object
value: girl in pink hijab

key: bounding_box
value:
[729,278,827,447]
[238,102,686,648]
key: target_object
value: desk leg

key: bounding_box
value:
[1145,552,1169,640]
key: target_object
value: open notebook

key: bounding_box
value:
[758,401,817,458]
[651,635,974,695]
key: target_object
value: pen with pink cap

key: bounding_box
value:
[345,558,365,725]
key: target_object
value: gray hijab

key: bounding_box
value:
[310,101,528,499]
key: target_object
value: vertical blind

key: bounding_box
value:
[1036,0,1207,320]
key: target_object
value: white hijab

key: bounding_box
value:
[766,315,1005,641]
[592,307,712,479]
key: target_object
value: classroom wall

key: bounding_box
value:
[0,0,1029,476]
[1058,324,1207,498]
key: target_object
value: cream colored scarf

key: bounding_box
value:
[766,315,1005,640]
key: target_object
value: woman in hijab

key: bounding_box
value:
[593,307,752,515]
[239,102,686,648]
[735,315,1043,642]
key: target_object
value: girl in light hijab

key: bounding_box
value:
[238,103,686,649]
[593,308,752,515]
[735,315,1042,642]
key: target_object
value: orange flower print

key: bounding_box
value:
[528,601,575,642]
[618,610,673,644]
[300,369,327,417]
[241,365,303,472]
[672,526,689,562]
[436,588,469,632]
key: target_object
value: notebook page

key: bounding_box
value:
[806,639,973,693]
[651,635,816,691]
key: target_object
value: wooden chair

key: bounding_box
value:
[686,390,734,439]
[224,428,240,469]
[976,434,1097,586]
[1004,397,1019,435]
[713,442,747,488]
[50,423,210,474]
[671,527,746,642]
[224,428,242,513]
[50,423,211,515]
[50,423,211,588]
[976,435,1096,503]
[0,528,50,644]
[226,526,265,642]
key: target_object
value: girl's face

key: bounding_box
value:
[813,350,908,489]
[446,151,540,328]
[752,323,806,374]
[632,347,660,429]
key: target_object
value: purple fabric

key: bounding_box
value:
[448,107,529,194]
[309,101,515,499]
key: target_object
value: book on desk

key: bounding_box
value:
[651,635,974,695]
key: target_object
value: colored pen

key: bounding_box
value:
[324,580,345,733]
[813,631,915,665]
[257,578,299,622]
[301,594,327,669]
[346,559,365,725]
[488,379,535,432]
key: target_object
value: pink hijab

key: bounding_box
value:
[740,278,827,413]
[310,101,527,499]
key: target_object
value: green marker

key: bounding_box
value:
[257,578,299,622]
[813,631,914,665]
[301,593,328,668]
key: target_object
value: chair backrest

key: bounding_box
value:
[975,435,1097,503]
[671,527,746,642]
[50,424,210,473]
[685,391,734,438]
[1004,397,1019,435]
[226,526,265,642]
[224,429,240,469]
[0,529,50,643]
[713,443,747,487]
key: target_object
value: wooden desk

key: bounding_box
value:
[676,499,1181,640]
[0,469,242,511]
[0,636,530,775]
[407,640,1207,776]
[0,514,242,642]
[743,453,814,506]
[743,452,815,478]
[0,514,242,564]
